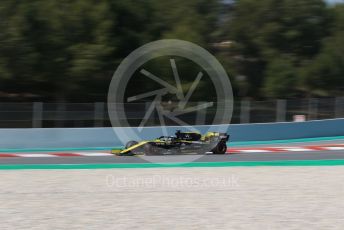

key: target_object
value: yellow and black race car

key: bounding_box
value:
[111,130,229,156]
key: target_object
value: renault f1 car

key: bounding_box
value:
[111,130,229,156]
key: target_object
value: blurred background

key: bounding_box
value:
[0,0,343,127]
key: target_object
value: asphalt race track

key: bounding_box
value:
[1,140,344,165]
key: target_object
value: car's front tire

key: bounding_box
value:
[126,140,138,149]
[122,140,139,156]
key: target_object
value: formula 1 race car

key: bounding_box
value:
[111,130,229,156]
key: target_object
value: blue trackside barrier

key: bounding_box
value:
[0,118,343,149]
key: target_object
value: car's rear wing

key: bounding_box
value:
[219,133,230,142]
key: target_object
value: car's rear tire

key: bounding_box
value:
[212,142,227,154]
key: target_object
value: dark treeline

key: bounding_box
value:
[0,0,343,102]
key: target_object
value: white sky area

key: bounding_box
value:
[327,0,344,4]
[223,0,344,4]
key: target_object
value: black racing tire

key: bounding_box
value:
[212,142,227,154]
[125,140,138,149]
[123,140,139,156]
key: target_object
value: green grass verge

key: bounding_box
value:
[1,159,344,170]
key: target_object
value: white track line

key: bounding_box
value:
[323,146,344,150]
[1,145,344,158]
[16,154,58,158]
[75,152,113,156]
[277,147,312,152]
[239,149,273,153]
